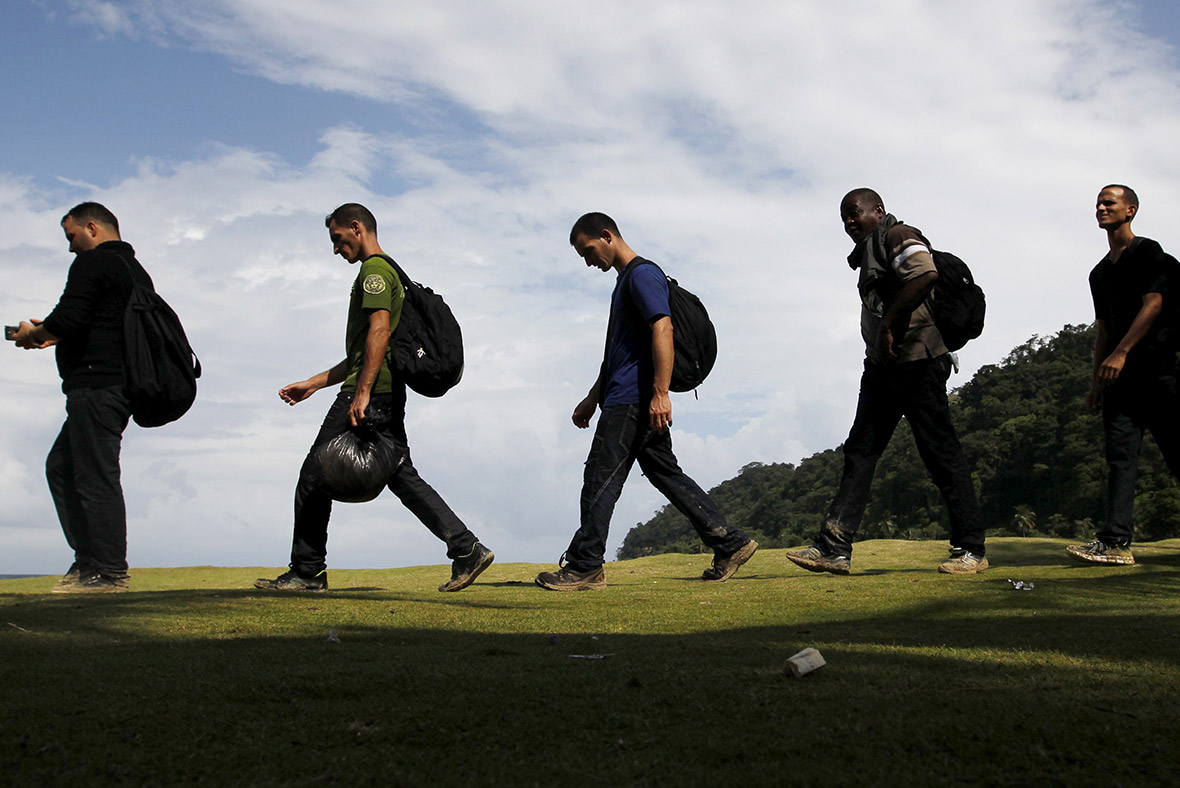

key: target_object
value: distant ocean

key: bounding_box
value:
[0,575,48,580]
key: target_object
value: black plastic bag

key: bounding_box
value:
[316,407,405,503]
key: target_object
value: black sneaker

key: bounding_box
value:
[535,565,606,591]
[702,540,758,581]
[53,571,130,594]
[438,543,495,592]
[786,545,851,575]
[254,569,328,592]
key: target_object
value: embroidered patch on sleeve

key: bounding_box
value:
[363,274,387,295]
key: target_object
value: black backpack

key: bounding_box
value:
[616,259,717,393]
[929,249,985,352]
[120,259,201,427]
[375,255,464,398]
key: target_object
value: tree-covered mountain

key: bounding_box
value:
[618,324,1180,559]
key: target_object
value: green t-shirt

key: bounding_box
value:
[342,255,404,394]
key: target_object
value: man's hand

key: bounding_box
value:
[1096,349,1127,387]
[349,388,370,427]
[1085,384,1102,415]
[13,319,55,350]
[875,323,897,362]
[572,394,597,429]
[279,379,319,405]
[649,390,672,433]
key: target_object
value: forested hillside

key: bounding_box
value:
[618,324,1180,558]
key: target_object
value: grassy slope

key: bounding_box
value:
[2,538,1178,787]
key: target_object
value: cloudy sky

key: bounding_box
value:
[2,0,1179,576]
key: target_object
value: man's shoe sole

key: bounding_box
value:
[253,580,327,592]
[438,550,495,592]
[534,576,606,591]
[703,540,759,582]
[1066,547,1135,566]
[937,557,990,574]
[786,551,850,576]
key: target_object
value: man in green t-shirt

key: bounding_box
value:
[255,203,493,592]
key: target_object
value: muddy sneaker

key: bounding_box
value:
[786,545,850,575]
[702,540,758,582]
[535,565,606,591]
[438,543,495,592]
[1067,540,1135,566]
[50,562,83,594]
[53,572,130,594]
[254,569,329,591]
[937,548,989,574]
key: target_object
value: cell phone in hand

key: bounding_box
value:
[4,325,17,341]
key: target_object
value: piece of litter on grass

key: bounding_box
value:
[785,647,825,678]
[569,654,615,660]
[327,629,340,643]
[7,622,30,632]
[1006,579,1035,591]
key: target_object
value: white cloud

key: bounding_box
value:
[3,0,1180,575]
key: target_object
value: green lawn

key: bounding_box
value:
[2,538,1178,787]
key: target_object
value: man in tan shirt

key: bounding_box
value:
[787,188,987,575]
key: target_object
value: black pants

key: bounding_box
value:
[290,390,477,575]
[819,355,985,558]
[564,403,749,572]
[1099,369,1180,545]
[45,386,132,579]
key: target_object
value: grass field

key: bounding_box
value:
[2,538,1179,787]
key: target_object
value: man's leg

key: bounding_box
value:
[563,404,642,572]
[636,428,748,555]
[1098,383,1142,547]
[58,387,132,582]
[902,355,986,560]
[386,449,478,560]
[46,419,89,571]
[287,391,353,577]
[817,362,902,559]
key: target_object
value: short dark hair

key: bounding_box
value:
[325,203,377,233]
[62,202,120,235]
[569,212,620,245]
[842,188,884,211]
[1101,184,1139,209]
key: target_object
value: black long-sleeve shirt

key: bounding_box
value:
[41,240,153,392]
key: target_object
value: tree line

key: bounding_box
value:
[618,324,1180,558]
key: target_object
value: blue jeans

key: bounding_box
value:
[563,403,748,572]
[45,386,132,578]
[1099,369,1180,545]
[819,355,985,558]
[290,390,477,574]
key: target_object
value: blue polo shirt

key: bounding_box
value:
[602,258,671,406]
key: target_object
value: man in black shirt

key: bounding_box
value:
[11,203,151,592]
[1069,185,1180,565]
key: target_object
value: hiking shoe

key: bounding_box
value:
[702,540,759,581]
[786,545,851,575]
[438,543,495,592]
[535,565,606,591]
[254,569,329,592]
[50,562,82,593]
[1067,540,1135,566]
[937,548,989,574]
[53,572,129,594]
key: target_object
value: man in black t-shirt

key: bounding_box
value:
[1068,185,1180,565]
[11,203,151,592]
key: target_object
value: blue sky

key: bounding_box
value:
[3,0,1180,577]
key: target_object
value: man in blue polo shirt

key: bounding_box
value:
[535,213,756,590]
